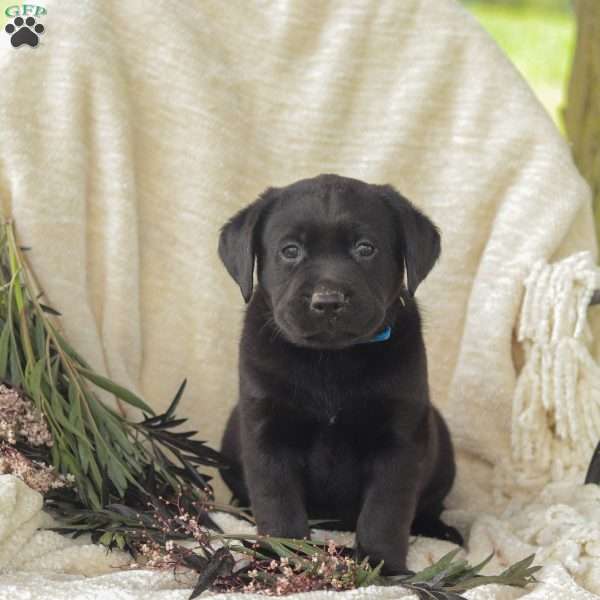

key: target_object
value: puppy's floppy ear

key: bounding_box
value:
[218,189,274,303]
[377,184,441,296]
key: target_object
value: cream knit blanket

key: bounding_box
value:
[0,0,599,598]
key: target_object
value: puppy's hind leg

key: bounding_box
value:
[411,474,462,545]
[411,409,463,546]
[411,504,463,546]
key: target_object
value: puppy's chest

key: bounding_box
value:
[288,372,388,428]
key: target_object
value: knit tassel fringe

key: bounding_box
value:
[509,251,600,487]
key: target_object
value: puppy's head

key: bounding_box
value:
[218,174,440,349]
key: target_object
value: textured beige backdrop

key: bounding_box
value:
[0,0,595,506]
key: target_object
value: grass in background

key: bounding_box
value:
[462,1,575,129]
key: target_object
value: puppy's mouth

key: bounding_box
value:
[301,330,361,349]
[277,315,385,350]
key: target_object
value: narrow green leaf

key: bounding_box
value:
[107,460,128,497]
[61,447,83,480]
[67,383,83,423]
[165,379,187,420]
[51,327,91,369]
[33,314,45,357]
[78,367,155,415]
[9,343,22,386]
[86,451,104,491]
[94,432,109,467]
[0,323,10,379]
[499,554,536,579]
[264,540,294,558]
[86,483,102,511]
[39,303,61,316]
[280,538,323,556]
[27,357,45,401]
[447,553,493,585]
[103,416,141,462]
[358,560,383,587]
[53,406,93,447]
[10,264,24,313]
[79,441,91,474]
[407,549,463,584]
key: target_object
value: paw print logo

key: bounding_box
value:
[5,16,45,48]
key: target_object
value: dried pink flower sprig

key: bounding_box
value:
[133,531,370,596]
[0,384,72,494]
[228,541,366,596]
[0,443,74,494]
[0,384,52,447]
[127,494,379,597]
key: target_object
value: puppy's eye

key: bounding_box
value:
[355,242,376,258]
[281,244,301,260]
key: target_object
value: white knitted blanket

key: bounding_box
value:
[1,0,599,598]
[3,473,600,600]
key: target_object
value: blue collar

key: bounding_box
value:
[363,325,392,344]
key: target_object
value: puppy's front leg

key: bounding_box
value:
[356,445,420,574]
[241,414,309,539]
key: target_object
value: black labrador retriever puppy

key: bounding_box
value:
[218,174,460,573]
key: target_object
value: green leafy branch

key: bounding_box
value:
[385,549,540,599]
[0,221,225,511]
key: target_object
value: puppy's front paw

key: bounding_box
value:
[355,541,408,575]
[379,564,414,577]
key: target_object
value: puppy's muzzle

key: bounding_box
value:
[310,289,348,317]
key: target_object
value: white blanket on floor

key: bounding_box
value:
[0,0,599,598]
[3,474,600,600]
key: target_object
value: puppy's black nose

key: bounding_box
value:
[310,291,346,315]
